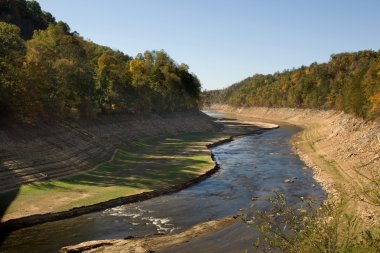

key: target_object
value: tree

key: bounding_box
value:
[0,3,202,120]
[26,23,95,118]
[0,22,26,116]
[203,50,380,119]
[369,90,380,118]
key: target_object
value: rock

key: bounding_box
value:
[284,178,295,183]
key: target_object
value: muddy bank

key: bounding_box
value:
[209,104,380,223]
[0,111,218,193]
[60,216,240,253]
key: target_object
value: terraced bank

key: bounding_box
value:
[0,112,218,222]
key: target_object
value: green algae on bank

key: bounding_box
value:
[1,131,222,222]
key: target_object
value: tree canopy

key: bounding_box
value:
[203,50,380,119]
[0,3,202,121]
[0,0,56,39]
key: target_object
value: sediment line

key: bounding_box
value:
[0,129,268,232]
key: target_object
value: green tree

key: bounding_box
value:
[0,3,202,120]
[204,50,380,119]
[26,23,95,118]
[0,22,26,116]
[95,52,131,113]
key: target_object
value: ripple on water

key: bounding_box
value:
[103,206,176,233]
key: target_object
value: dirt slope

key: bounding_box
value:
[0,112,218,193]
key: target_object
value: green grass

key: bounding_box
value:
[1,131,222,220]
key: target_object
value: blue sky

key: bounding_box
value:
[38,0,380,90]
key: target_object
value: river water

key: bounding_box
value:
[0,114,325,253]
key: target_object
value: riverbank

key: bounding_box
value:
[0,115,276,233]
[1,112,222,232]
[0,112,217,194]
[0,132,222,230]
[53,106,379,252]
[60,215,241,253]
[0,112,218,223]
[209,104,380,224]
[55,119,299,253]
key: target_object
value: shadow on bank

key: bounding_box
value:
[0,170,21,246]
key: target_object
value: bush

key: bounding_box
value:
[243,192,380,252]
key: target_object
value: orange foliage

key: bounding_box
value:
[369,90,380,112]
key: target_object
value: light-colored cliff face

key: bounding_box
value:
[0,112,218,193]
[209,104,380,223]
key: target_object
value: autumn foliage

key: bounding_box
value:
[0,21,201,120]
[203,51,380,119]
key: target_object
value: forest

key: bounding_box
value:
[203,50,380,119]
[0,0,201,121]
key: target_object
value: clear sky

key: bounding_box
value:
[37,0,380,90]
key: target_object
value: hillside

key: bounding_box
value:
[0,0,202,121]
[203,50,380,119]
[0,0,212,223]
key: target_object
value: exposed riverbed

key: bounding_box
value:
[0,114,325,253]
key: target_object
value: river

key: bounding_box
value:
[0,113,325,253]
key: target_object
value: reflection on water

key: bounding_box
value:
[0,123,325,253]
